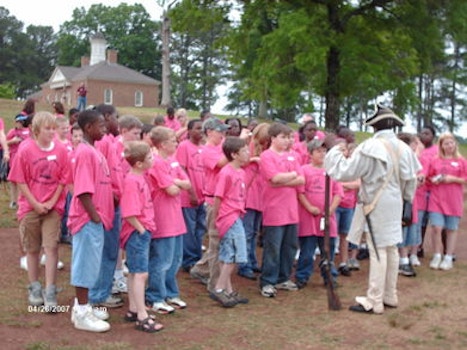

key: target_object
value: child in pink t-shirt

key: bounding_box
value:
[427,132,467,270]
[176,119,207,272]
[210,137,249,307]
[295,139,343,289]
[189,118,229,291]
[259,123,305,298]
[7,114,31,209]
[8,111,68,310]
[68,109,114,333]
[145,126,191,314]
[90,104,125,308]
[120,141,163,333]
[238,123,271,280]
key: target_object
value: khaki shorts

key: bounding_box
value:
[19,210,61,253]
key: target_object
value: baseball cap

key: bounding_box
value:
[15,114,29,122]
[202,117,231,132]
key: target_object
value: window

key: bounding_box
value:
[135,91,143,107]
[104,89,113,105]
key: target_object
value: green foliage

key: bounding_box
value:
[0,83,15,99]
[0,7,55,98]
[56,3,161,79]
[169,0,231,110]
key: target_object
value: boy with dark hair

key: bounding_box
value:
[68,109,114,332]
[210,137,249,307]
[176,119,207,272]
[259,122,305,298]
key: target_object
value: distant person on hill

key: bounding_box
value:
[76,83,87,111]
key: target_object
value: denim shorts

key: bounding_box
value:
[429,212,460,231]
[335,206,354,235]
[219,219,247,264]
[398,223,421,248]
[70,221,104,289]
[125,230,151,273]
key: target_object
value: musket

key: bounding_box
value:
[364,212,380,261]
[323,173,341,310]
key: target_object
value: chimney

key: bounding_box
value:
[81,56,90,67]
[107,49,118,64]
[89,33,107,66]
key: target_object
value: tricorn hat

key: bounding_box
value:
[364,104,404,127]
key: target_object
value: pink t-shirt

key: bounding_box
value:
[0,118,3,150]
[7,127,31,165]
[114,139,131,176]
[176,139,205,207]
[244,161,263,211]
[427,157,467,217]
[8,139,69,221]
[415,144,438,210]
[297,165,343,237]
[292,141,308,165]
[201,143,224,205]
[164,116,181,131]
[260,149,302,226]
[146,155,187,238]
[54,136,73,153]
[339,187,357,209]
[120,173,156,248]
[67,142,115,234]
[96,134,124,200]
[214,163,246,238]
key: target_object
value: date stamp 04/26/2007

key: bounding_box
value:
[28,305,71,313]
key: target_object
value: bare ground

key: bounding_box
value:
[1,217,467,350]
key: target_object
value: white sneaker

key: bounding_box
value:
[71,305,109,323]
[151,301,175,314]
[112,276,128,294]
[166,297,187,309]
[260,284,277,298]
[439,257,453,270]
[122,260,129,275]
[409,254,421,267]
[20,256,28,271]
[275,280,298,291]
[72,305,110,332]
[40,254,64,270]
[92,307,109,321]
[429,255,442,270]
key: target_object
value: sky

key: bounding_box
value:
[2,1,163,30]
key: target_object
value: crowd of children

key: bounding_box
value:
[4,102,467,333]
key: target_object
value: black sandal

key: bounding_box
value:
[125,310,157,323]
[135,317,164,333]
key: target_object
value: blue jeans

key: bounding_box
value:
[182,204,206,269]
[259,224,298,288]
[88,207,121,304]
[77,96,87,111]
[146,235,183,304]
[238,209,262,275]
[60,192,72,241]
[295,236,337,283]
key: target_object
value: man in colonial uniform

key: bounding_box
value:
[324,104,421,314]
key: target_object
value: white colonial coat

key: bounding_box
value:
[324,130,421,247]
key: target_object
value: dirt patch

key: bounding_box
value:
[1,213,467,349]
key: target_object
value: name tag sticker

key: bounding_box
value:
[170,161,180,168]
[287,156,295,161]
[47,155,57,161]
[452,162,459,167]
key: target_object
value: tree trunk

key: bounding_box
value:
[324,46,340,131]
[160,10,171,108]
